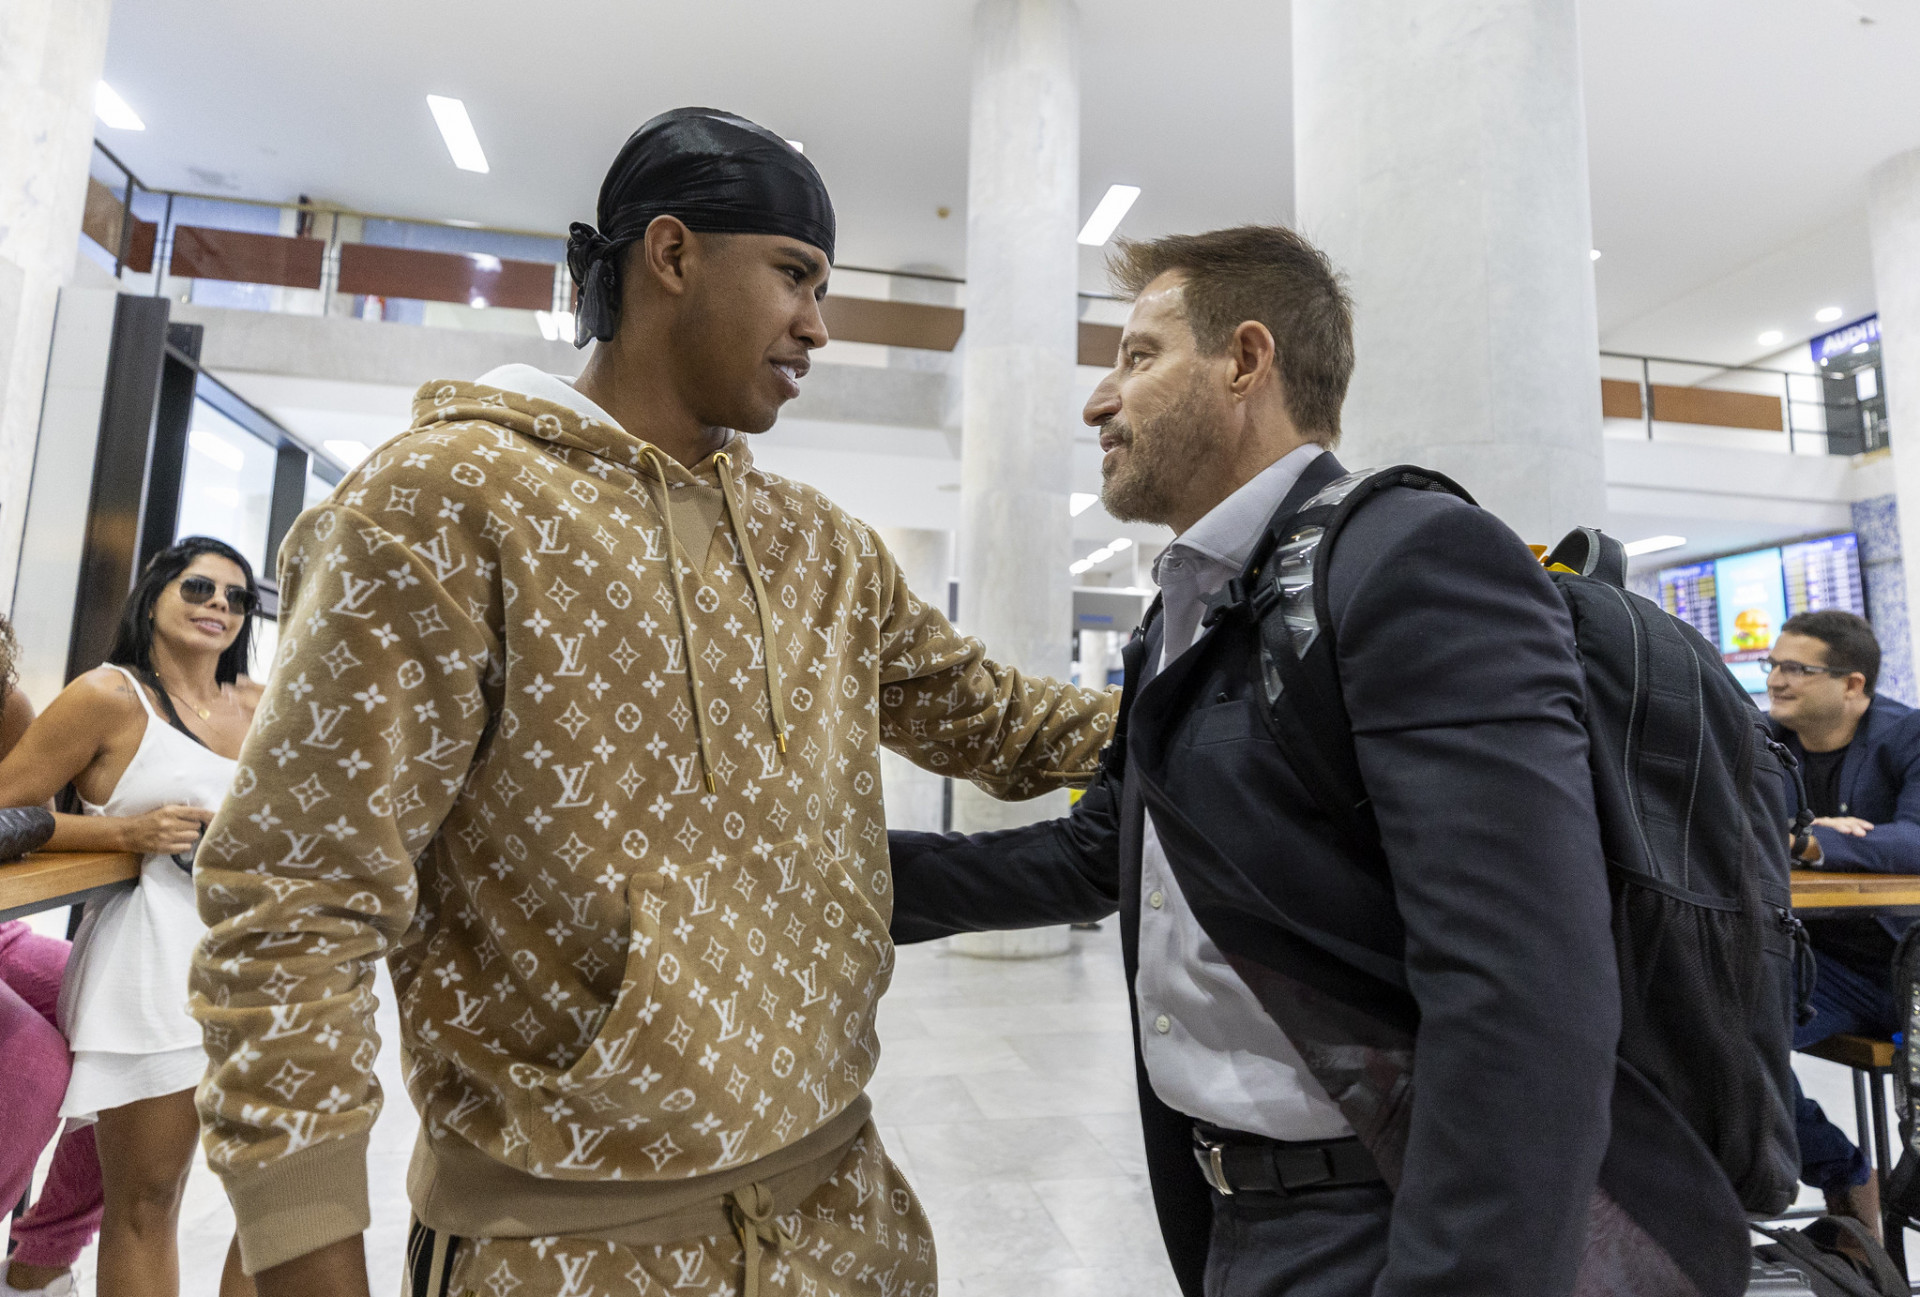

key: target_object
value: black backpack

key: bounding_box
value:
[1214,463,1812,1216]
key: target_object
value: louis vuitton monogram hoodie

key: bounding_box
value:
[190,371,1116,1274]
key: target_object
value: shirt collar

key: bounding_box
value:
[1154,443,1326,583]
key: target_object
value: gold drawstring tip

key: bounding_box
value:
[775,732,788,755]
[705,773,716,794]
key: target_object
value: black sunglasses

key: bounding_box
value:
[177,574,254,617]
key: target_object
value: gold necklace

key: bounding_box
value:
[158,674,218,720]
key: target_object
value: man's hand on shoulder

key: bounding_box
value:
[253,1234,370,1297]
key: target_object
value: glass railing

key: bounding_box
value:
[1598,350,1887,457]
[87,141,1886,455]
[85,140,1129,363]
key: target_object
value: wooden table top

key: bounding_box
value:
[0,850,141,923]
[1791,871,1920,912]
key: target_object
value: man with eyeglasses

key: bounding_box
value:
[1767,609,1920,1239]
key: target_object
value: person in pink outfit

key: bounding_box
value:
[0,616,104,1297]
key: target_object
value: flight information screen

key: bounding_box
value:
[1782,534,1866,618]
[1658,561,1719,645]
[1656,533,1866,696]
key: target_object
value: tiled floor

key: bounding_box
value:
[11,922,1877,1294]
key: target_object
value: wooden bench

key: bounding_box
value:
[0,851,141,923]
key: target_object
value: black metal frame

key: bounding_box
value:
[62,298,339,691]
[160,339,342,617]
[66,295,171,683]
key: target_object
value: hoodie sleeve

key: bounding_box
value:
[869,545,1117,799]
[191,444,502,1273]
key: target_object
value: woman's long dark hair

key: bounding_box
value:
[107,536,258,686]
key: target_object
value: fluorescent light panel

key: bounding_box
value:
[426,95,489,173]
[325,439,373,467]
[1069,493,1098,516]
[95,81,145,131]
[1078,185,1141,247]
[1757,330,1784,347]
[1623,535,1687,558]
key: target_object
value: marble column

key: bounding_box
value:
[1869,148,1920,673]
[877,526,953,833]
[0,0,114,608]
[1292,0,1606,546]
[952,0,1080,958]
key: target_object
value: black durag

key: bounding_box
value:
[566,107,836,347]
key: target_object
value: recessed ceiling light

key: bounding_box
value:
[1815,306,1844,323]
[1069,493,1098,516]
[95,81,145,131]
[1590,249,1602,261]
[1623,535,1687,558]
[426,95,490,173]
[785,139,805,154]
[1078,185,1142,247]
[1109,538,1133,551]
[1069,558,1093,575]
[1757,330,1784,347]
[325,439,373,467]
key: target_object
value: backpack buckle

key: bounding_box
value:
[1201,578,1250,629]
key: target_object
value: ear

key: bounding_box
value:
[1227,320,1277,398]
[635,215,695,299]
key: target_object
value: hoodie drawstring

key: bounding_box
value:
[639,447,789,796]
[714,452,789,758]
[642,448,720,793]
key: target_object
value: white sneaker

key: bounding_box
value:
[0,1270,75,1296]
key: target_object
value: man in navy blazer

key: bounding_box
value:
[888,226,1746,1297]
[1768,609,1920,1235]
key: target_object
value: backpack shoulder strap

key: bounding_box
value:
[1217,466,1476,862]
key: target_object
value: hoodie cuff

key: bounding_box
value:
[225,1131,371,1275]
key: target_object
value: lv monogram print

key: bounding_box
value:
[445,1124,935,1297]
[190,382,1115,1269]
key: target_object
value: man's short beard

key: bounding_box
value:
[1100,376,1218,525]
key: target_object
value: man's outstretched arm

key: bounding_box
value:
[888,764,1123,944]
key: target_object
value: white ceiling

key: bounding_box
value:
[96,1,1920,362]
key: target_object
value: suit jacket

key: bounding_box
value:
[1775,694,1920,873]
[1775,693,1920,950]
[889,453,1749,1297]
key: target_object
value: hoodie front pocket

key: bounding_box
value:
[536,872,666,1102]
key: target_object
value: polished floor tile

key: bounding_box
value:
[27,920,1854,1295]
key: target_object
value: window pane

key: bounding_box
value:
[305,464,335,510]
[178,398,277,576]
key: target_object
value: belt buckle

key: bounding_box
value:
[1192,1135,1233,1196]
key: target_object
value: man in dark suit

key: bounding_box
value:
[888,226,1748,1296]
[1768,610,1920,1236]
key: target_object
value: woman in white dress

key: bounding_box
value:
[0,537,264,1297]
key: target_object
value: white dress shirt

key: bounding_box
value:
[1134,442,1355,1141]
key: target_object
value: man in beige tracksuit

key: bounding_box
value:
[191,108,1113,1296]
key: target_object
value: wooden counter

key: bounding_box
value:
[0,851,141,923]
[1791,871,1920,915]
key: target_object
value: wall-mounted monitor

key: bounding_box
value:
[1656,533,1865,695]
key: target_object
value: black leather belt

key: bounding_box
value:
[1191,1125,1384,1197]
